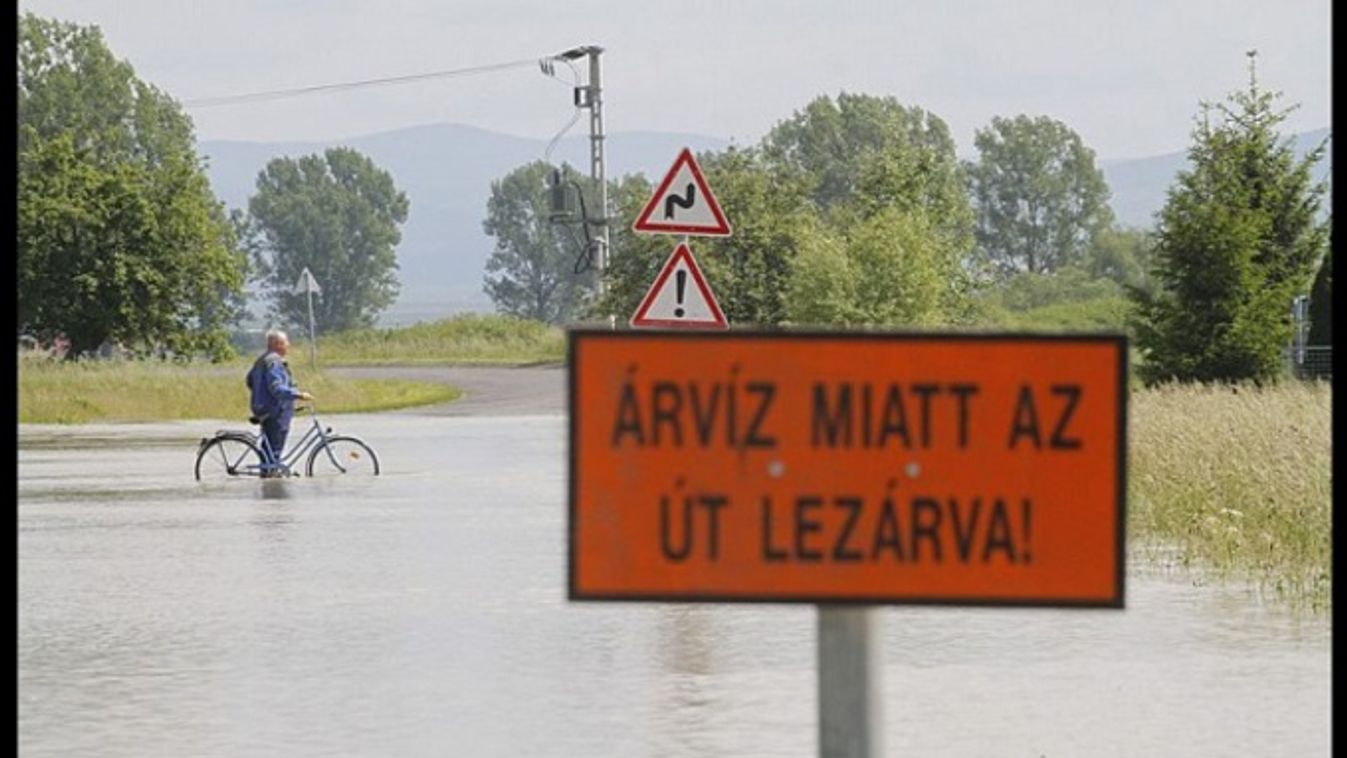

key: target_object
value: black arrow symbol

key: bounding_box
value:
[664,183,696,219]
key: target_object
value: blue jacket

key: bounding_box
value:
[246,352,303,422]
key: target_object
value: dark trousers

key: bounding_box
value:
[260,414,291,468]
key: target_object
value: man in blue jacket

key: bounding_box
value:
[246,330,313,476]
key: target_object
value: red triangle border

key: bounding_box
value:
[632,147,733,237]
[629,243,729,329]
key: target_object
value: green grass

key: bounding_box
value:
[301,313,565,366]
[19,355,460,424]
[1129,380,1332,610]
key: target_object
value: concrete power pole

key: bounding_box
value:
[557,45,608,299]
[587,47,609,299]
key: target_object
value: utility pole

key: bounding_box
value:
[557,45,608,298]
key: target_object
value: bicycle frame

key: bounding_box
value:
[239,407,333,476]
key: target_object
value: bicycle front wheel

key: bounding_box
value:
[195,435,265,481]
[306,436,380,477]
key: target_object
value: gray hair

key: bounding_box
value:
[266,329,289,347]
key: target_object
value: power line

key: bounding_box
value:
[183,56,546,108]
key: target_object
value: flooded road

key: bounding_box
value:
[19,409,1330,757]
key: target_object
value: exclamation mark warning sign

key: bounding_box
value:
[629,243,728,329]
[674,270,687,318]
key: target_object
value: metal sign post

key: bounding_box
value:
[294,267,321,370]
[818,606,883,758]
[306,289,317,370]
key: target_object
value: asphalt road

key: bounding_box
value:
[329,364,565,416]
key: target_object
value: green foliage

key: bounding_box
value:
[991,266,1124,311]
[761,92,974,252]
[672,147,816,325]
[1085,226,1157,297]
[1133,58,1330,385]
[17,13,245,360]
[482,161,596,324]
[310,313,564,365]
[967,114,1114,280]
[246,147,409,334]
[969,266,1132,333]
[593,147,817,327]
[1307,249,1331,346]
[787,208,968,326]
[994,296,1133,333]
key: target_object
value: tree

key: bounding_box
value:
[966,115,1115,280]
[661,146,815,326]
[762,93,973,252]
[1132,54,1330,384]
[786,207,969,326]
[1085,225,1156,298]
[17,13,245,359]
[482,161,595,324]
[246,147,409,334]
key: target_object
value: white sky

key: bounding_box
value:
[20,0,1332,159]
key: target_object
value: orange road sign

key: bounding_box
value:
[568,330,1127,607]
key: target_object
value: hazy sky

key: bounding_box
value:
[20,0,1331,160]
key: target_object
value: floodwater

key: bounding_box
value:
[18,412,1331,757]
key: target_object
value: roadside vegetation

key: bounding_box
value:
[18,354,460,424]
[1129,381,1331,610]
[301,313,565,366]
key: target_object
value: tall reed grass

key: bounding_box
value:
[1130,380,1331,610]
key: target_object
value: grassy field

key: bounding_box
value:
[18,356,461,424]
[300,313,566,366]
[1129,380,1332,610]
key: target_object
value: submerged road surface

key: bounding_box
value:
[18,367,1331,757]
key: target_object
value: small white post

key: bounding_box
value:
[818,606,883,758]
[306,289,317,370]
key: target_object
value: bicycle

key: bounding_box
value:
[194,404,380,480]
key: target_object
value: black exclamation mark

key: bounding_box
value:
[674,270,687,318]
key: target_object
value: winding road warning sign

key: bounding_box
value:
[630,243,728,329]
[633,148,732,237]
[568,330,1128,607]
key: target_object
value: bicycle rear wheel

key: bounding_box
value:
[306,435,380,477]
[195,435,265,481]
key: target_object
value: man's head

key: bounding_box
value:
[266,329,290,357]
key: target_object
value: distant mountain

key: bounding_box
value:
[1101,127,1331,229]
[201,124,1329,327]
[200,125,728,327]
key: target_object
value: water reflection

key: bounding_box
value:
[256,479,293,501]
[654,606,718,755]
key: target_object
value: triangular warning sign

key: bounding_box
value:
[632,147,732,237]
[630,243,728,329]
